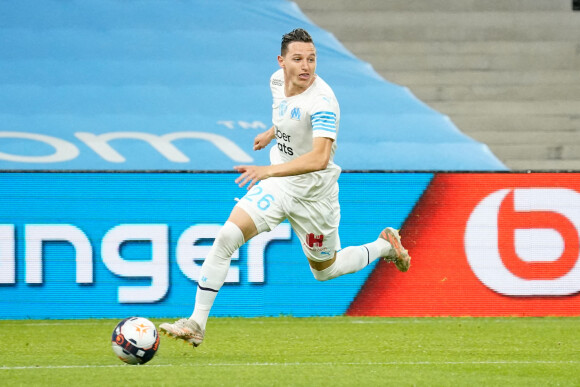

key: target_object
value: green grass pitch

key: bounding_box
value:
[1,317,579,386]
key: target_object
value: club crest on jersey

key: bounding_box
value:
[290,107,302,121]
[279,100,288,117]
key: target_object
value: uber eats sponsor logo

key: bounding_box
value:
[0,223,291,303]
[275,127,293,156]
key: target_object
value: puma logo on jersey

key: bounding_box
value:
[279,100,288,117]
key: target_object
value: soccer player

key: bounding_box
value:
[160,28,411,347]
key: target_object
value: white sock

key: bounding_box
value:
[190,221,245,329]
[310,237,390,281]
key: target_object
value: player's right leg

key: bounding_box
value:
[161,180,286,347]
[160,219,247,346]
[159,318,205,347]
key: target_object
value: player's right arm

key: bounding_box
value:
[253,126,276,150]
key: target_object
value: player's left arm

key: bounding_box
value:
[234,136,333,190]
[235,93,338,190]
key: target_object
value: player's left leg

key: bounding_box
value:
[308,229,410,281]
[379,227,411,272]
[308,242,385,281]
[290,196,410,282]
[288,195,370,280]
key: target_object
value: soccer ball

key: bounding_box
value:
[111,317,160,365]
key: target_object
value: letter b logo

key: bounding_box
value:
[465,188,580,296]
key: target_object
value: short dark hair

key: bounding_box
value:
[281,28,313,56]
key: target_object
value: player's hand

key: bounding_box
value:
[253,127,275,151]
[234,165,272,190]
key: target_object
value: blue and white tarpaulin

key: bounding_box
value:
[0,0,506,171]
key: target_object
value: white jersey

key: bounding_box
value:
[269,68,341,200]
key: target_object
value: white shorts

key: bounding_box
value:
[235,178,341,262]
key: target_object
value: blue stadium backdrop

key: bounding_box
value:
[0,0,506,171]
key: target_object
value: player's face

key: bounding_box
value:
[278,41,316,96]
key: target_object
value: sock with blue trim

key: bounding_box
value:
[190,221,245,329]
[310,238,390,281]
